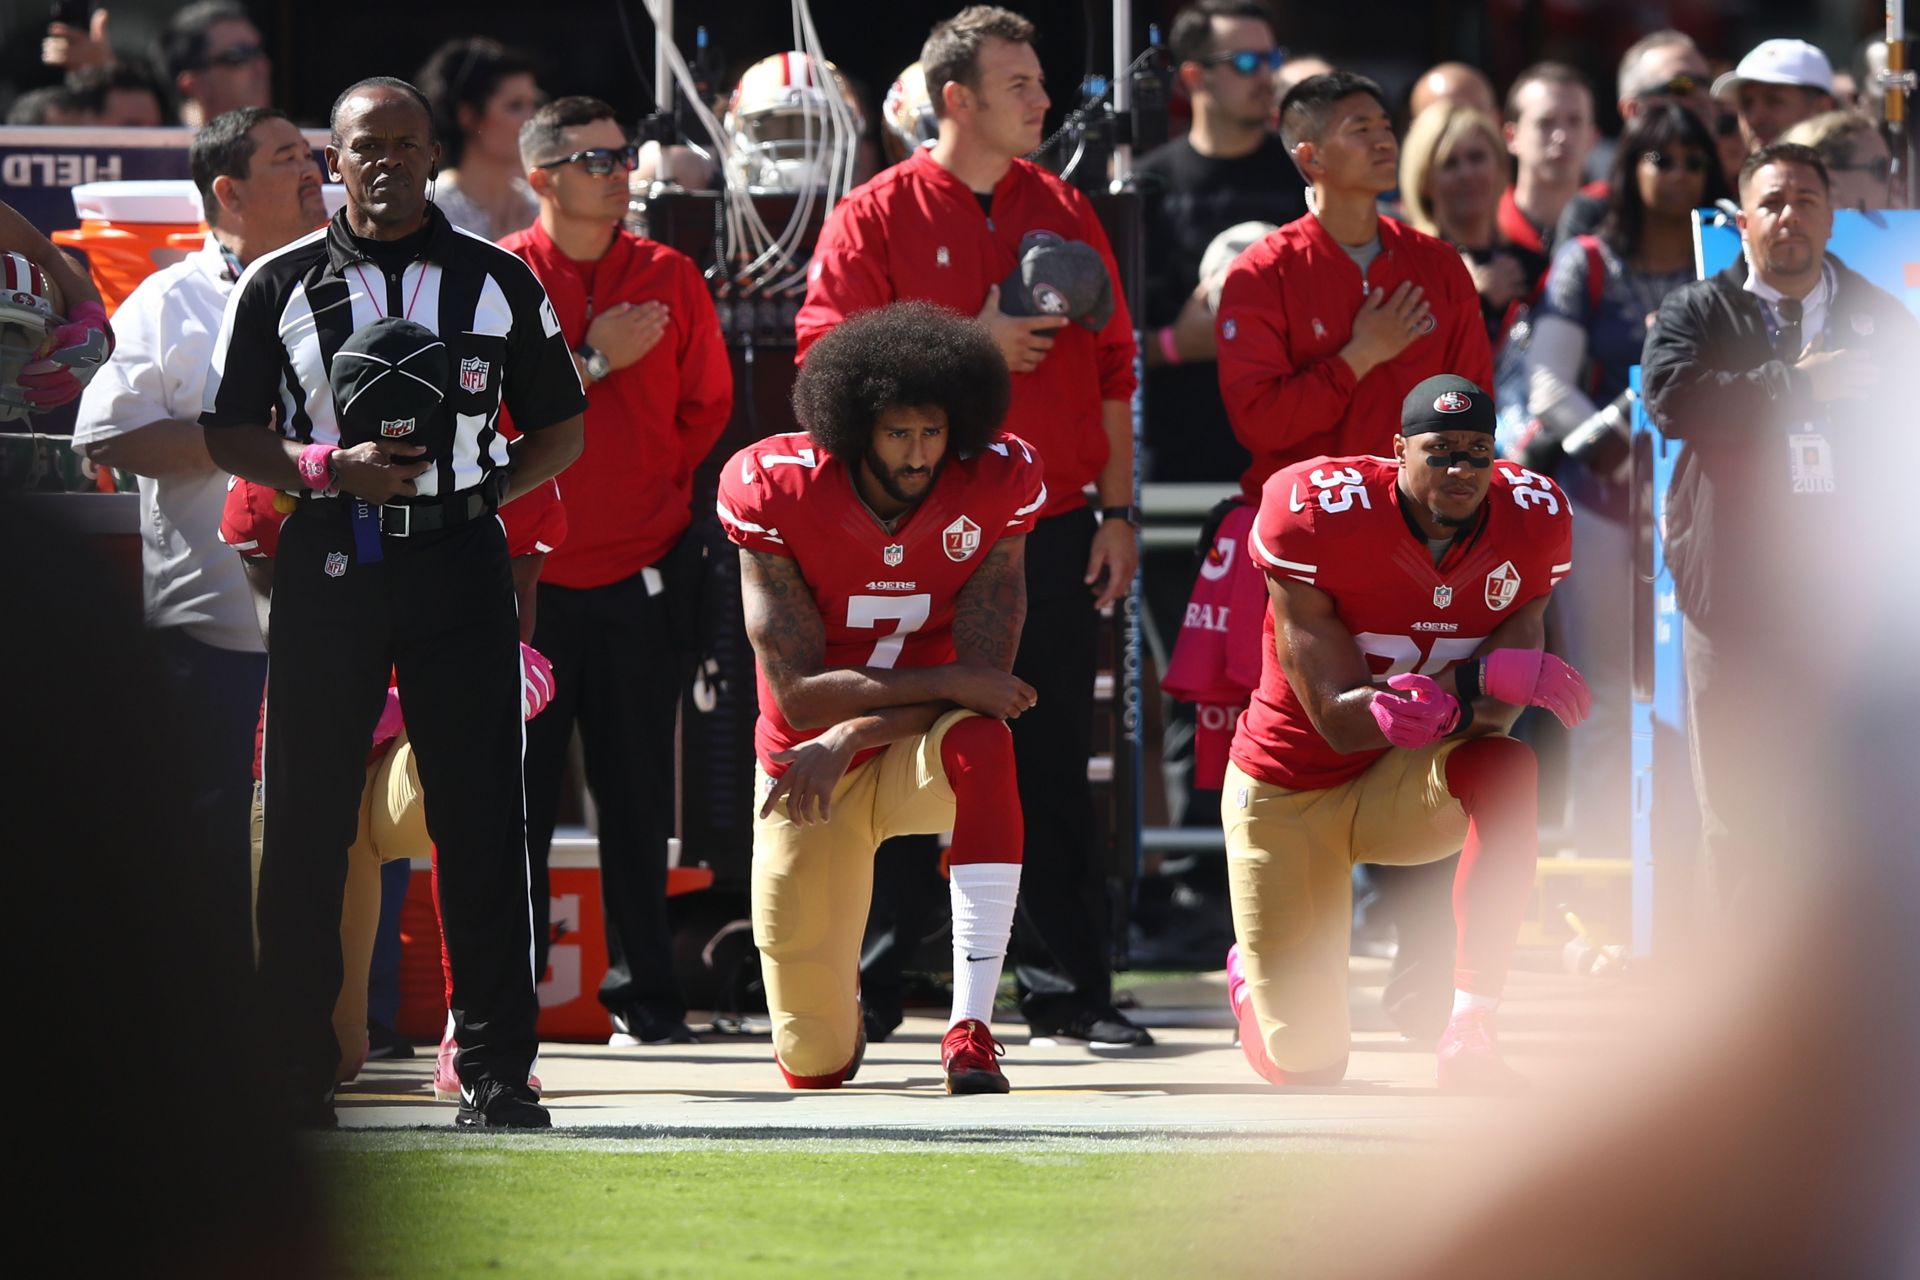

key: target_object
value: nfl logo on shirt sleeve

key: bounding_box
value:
[459,357,489,394]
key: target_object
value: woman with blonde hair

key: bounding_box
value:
[1401,101,1546,340]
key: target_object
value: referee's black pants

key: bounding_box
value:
[1008,506,1114,1025]
[523,552,690,1032]
[259,504,537,1102]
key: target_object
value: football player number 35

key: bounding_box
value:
[1355,633,1484,679]
[848,594,931,668]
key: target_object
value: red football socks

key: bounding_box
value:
[1444,735,1540,998]
[939,715,1024,865]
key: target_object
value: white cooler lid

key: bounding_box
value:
[71,179,204,224]
[72,180,349,225]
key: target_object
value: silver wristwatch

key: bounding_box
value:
[576,343,611,383]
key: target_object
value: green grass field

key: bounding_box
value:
[321,1139,1385,1278]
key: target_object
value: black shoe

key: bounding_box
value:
[609,1008,701,1046]
[284,1089,338,1131]
[454,1078,551,1130]
[845,1016,869,1084]
[862,1002,902,1044]
[366,1020,416,1061]
[1028,1006,1155,1048]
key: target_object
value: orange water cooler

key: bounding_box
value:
[51,180,206,316]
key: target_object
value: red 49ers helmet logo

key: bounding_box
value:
[1434,390,1472,414]
[943,514,982,562]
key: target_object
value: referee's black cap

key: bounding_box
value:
[1400,374,1495,437]
[329,317,452,454]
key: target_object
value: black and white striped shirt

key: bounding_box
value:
[200,204,586,499]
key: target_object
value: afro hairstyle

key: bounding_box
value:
[792,301,1011,461]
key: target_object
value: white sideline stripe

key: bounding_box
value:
[715,498,782,543]
[1013,483,1048,518]
[1251,533,1316,575]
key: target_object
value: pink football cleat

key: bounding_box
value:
[1225,943,1248,1015]
[1436,1007,1527,1094]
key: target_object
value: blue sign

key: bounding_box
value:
[1694,206,1920,319]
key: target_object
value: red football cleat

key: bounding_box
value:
[1435,1007,1527,1094]
[942,1018,1010,1094]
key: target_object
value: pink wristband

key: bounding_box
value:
[297,443,337,494]
[1157,325,1181,366]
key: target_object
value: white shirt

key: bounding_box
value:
[73,236,263,652]
[1744,257,1832,359]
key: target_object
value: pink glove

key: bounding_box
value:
[521,642,555,721]
[17,300,113,409]
[370,687,404,749]
[1481,648,1592,728]
[1368,673,1461,749]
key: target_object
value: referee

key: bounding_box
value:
[202,77,585,1129]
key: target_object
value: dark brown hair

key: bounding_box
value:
[922,5,1037,119]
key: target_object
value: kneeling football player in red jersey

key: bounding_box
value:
[717,302,1045,1094]
[1223,374,1590,1092]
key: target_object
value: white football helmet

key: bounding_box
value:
[881,62,938,165]
[0,252,59,423]
[725,52,865,192]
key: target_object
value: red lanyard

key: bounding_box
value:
[352,260,428,321]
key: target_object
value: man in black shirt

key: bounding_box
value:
[202,77,585,1128]
[1135,0,1305,486]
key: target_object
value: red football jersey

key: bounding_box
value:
[1231,454,1573,791]
[716,430,1046,774]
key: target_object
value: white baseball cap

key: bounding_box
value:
[1712,39,1836,98]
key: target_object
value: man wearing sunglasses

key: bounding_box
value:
[1558,29,1716,245]
[1137,0,1304,482]
[499,96,733,1051]
[1784,110,1901,212]
[152,0,271,129]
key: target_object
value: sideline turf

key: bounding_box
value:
[323,1144,1379,1278]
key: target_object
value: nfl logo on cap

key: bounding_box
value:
[1435,391,1472,414]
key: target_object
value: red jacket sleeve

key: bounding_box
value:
[1072,191,1138,404]
[794,195,896,364]
[1215,253,1361,463]
[672,256,734,480]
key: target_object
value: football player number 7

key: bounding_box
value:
[848,594,932,668]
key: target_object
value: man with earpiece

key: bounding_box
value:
[200,75,586,1131]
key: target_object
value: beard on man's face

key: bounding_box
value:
[870,452,941,505]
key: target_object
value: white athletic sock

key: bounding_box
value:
[1452,989,1499,1019]
[948,862,1021,1028]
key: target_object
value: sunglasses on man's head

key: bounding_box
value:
[1199,47,1287,75]
[206,42,265,68]
[536,145,640,177]
[1836,155,1894,183]
[1638,73,1706,100]
[1643,149,1709,173]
